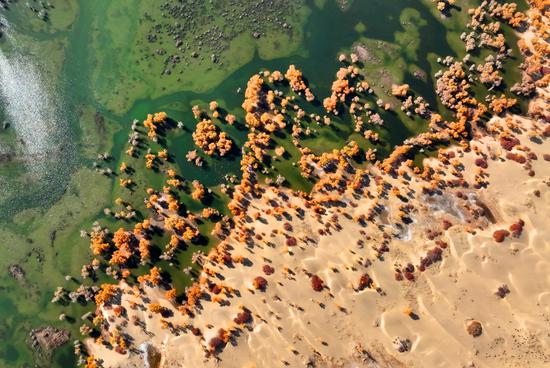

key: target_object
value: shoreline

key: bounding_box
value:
[78,1,550,367]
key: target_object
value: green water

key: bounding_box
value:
[0,0,526,366]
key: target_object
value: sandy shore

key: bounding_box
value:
[86,108,550,367]
[84,3,550,368]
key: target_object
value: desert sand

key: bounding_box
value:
[86,107,550,368]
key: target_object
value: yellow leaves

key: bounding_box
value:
[191,180,206,201]
[145,153,156,169]
[391,84,409,98]
[95,284,118,306]
[158,149,168,160]
[193,119,233,156]
[90,233,110,256]
[192,105,201,119]
[166,178,182,188]
[165,288,177,300]
[148,303,167,314]
[139,238,150,261]
[225,114,236,125]
[285,65,307,92]
[166,169,177,178]
[153,112,167,123]
[182,226,198,242]
[119,178,133,188]
[138,266,162,285]
[489,95,518,115]
[85,356,98,368]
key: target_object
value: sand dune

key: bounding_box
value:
[87,110,550,368]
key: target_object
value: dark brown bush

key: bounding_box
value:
[358,274,371,290]
[311,275,324,291]
[492,229,510,243]
[506,152,526,164]
[509,219,524,237]
[500,136,520,151]
[209,337,224,351]
[253,276,268,290]
[475,158,488,168]
[233,310,252,324]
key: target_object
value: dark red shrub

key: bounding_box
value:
[253,276,268,290]
[262,264,275,275]
[394,272,404,281]
[221,253,232,264]
[506,152,526,164]
[436,240,448,249]
[495,284,510,298]
[492,229,510,243]
[378,244,389,253]
[286,237,297,246]
[233,310,252,324]
[543,154,550,161]
[509,219,524,237]
[428,246,443,261]
[358,274,371,290]
[500,136,520,151]
[115,346,126,354]
[209,337,225,351]
[311,275,324,291]
[475,158,488,168]
[420,246,443,269]
[210,284,222,294]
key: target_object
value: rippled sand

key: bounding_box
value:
[87,108,550,368]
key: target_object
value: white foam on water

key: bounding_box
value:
[0,18,75,214]
[0,47,59,173]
